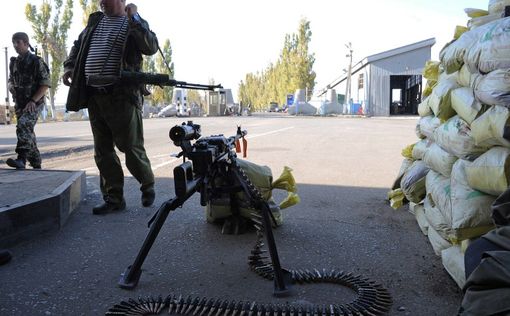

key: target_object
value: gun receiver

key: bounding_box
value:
[87,70,223,91]
[118,122,292,297]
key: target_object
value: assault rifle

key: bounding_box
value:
[118,122,292,297]
[87,70,223,91]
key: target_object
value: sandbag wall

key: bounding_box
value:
[394,0,510,289]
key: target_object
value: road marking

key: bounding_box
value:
[152,157,180,171]
[245,126,294,139]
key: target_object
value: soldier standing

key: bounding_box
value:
[6,32,50,169]
[62,0,157,214]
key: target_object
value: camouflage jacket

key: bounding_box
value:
[8,52,51,111]
[63,12,159,112]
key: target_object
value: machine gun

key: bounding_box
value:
[87,70,223,91]
[118,122,292,297]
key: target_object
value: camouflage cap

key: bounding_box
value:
[12,32,30,43]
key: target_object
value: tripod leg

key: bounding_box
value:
[118,197,185,289]
[259,201,292,297]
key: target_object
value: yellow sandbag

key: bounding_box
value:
[454,26,469,40]
[272,166,297,193]
[424,194,453,246]
[423,142,458,177]
[471,105,510,148]
[450,159,496,242]
[468,14,501,29]
[279,192,300,210]
[451,87,486,125]
[415,204,429,235]
[472,69,510,107]
[433,115,488,160]
[465,146,510,196]
[427,225,453,256]
[423,61,440,80]
[272,166,300,210]
[388,188,405,210]
[423,80,438,98]
[464,8,489,18]
[428,74,459,122]
[401,143,415,159]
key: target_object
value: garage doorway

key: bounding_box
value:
[390,75,422,115]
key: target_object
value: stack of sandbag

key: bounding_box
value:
[391,0,510,288]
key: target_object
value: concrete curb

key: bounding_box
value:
[0,169,86,248]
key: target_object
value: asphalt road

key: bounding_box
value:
[0,114,462,315]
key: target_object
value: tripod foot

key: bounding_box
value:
[273,268,293,297]
[221,215,248,235]
[118,265,142,290]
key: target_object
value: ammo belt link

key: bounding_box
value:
[106,160,392,316]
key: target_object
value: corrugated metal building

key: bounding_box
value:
[320,38,436,116]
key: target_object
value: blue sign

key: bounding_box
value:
[286,94,294,106]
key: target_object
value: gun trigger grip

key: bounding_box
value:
[242,137,248,158]
[235,139,241,153]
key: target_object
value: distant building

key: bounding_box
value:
[319,38,435,116]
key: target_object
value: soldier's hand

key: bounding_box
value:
[24,100,37,113]
[62,70,72,86]
[125,3,138,19]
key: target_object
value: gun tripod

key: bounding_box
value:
[118,155,293,297]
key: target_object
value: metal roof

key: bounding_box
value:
[318,38,436,96]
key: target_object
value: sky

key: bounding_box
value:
[0,0,491,105]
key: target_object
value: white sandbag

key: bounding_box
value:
[465,146,510,195]
[428,75,459,121]
[441,246,467,288]
[427,222,453,256]
[415,204,429,235]
[425,170,452,227]
[440,30,479,74]
[400,160,430,203]
[418,97,433,117]
[451,87,486,125]
[418,116,441,140]
[467,17,510,74]
[450,160,496,241]
[488,0,510,15]
[472,69,510,107]
[412,139,431,161]
[423,142,459,177]
[433,115,488,160]
[471,105,510,148]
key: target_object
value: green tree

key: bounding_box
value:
[238,18,316,109]
[79,0,99,26]
[152,39,174,106]
[25,0,73,119]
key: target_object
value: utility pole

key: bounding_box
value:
[344,42,353,114]
[4,47,9,105]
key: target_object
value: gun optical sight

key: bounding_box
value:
[169,122,201,142]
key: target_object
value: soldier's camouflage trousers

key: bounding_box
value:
[15,108,41,167]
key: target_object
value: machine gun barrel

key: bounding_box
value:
[87,71,223,91]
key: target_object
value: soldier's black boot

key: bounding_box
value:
[92,198,126,215]
[141,188,155,207]
[6,157,26,169]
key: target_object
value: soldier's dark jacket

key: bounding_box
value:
[8,52,51,112]
[63,11,158,112]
